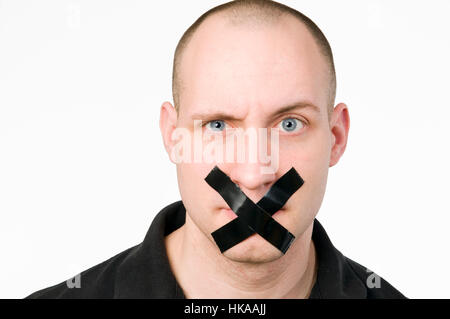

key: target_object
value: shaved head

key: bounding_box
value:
[160,0,351,270]
[172,0,336,118]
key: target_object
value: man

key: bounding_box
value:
[26,0,406,299]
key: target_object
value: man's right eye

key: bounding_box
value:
[205,120,227,132]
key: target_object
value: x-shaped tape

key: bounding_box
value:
[205,166,304,254]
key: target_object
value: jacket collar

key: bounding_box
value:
[309,217,367,298]
[113,201,367,298]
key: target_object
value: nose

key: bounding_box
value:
[227,162,277,200]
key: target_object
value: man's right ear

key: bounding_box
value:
[159,101,178,164]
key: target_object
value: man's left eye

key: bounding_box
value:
[278,118,304,133]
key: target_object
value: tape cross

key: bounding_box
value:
[205,166,304,254]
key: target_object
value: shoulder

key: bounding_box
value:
[25,201,186,299]
[25,245,139,299]
[343,256,407,299]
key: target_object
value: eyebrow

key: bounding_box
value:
[190,101,321,122]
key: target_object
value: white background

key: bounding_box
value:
[1,0,449,299]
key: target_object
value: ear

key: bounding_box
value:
[329,103,350,167]
[159,101,178,164]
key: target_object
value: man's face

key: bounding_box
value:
[163,15,344,263]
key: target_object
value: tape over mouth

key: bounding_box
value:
[204,166,304,254]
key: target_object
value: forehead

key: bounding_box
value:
[178,14,330,119]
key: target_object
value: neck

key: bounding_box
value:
[165,212,317,299]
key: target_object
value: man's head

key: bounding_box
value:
[160,0,349,263]
[172,0,337,119]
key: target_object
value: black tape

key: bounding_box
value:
[210,167,304,253]
[205,166,304,254]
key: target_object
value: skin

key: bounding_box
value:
[159,13,350,298]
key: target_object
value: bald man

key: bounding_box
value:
[26,0,406,299]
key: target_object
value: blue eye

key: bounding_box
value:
[279,118,303,132]
[206,120,226,132]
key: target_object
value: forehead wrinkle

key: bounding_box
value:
[178,13,333,96]
[179,15,331,116]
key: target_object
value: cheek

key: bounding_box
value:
[279,127,331,175]
[177,163,214,201]
[277,130,331,218]
[176,162,220,229]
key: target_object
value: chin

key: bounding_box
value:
[221,234,284,264]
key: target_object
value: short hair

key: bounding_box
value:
[172,0,336,118]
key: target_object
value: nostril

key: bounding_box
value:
[229,170,277,192]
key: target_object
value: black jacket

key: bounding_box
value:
[26,201,406,299]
